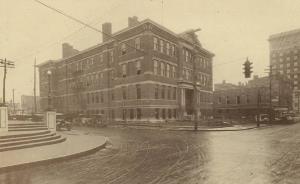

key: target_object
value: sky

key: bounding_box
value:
[1,0,300,103]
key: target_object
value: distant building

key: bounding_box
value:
[214,80,239,91]
[21,95,41,113]
[38,17,214,122]
[213,76,293,118]
[269,29,300,111]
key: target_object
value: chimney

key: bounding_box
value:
[62,43,73,58]
[102,22,112,43]
[128,16,139,27]
[62,43,79,58]
[222,80,226,84]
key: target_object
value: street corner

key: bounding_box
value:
[0,130,108,172]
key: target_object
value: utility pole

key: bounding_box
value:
[256,87,261,127]
[34,58,37,113]
[269,65,272,123]
[12,89,15,114]
[0,58,15,106]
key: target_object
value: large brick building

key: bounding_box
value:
[38,17,214,122]
[269,29,300,111]
[213,76,293,119]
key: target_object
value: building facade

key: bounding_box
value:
[213,76,293,118]
[38,17,214,122]
[269,29,300,112]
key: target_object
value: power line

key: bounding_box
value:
[13,0,126,63]
[34,0,146,55]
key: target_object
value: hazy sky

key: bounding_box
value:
[1,0,300,103]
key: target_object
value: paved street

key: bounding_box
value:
[0,123,300,184]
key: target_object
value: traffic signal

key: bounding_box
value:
[243,58,253,78]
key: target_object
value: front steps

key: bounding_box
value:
[8,123,48,132]
[0,122,66,152]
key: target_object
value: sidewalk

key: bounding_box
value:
[0,130,107,172]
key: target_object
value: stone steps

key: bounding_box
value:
[0,137,66,152]
[0,134,61,147]
[0,122,66,152]
[8,127,49,132]
[0,132,56,143]
[8,123,48,132]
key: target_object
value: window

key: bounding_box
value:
[218,97,221,104]
[167,87,171,99]
[246,95,250,104]
[122,109,127,120]
[137,108,141,119]
[173,109,177,119]
[122,87,127,100]
[136,60,141,75]
[111,110,115,120]
[162,109,166,119]
[166,42,170,55]
[109,51,114,62]
[173,87,176,100]
[171,45,175,56]
[168,109,172,119]
[91,93,95,104]
[87,93,90,104]
[100,54,103,63]
[154,37,158,50]
[122,64,127,77]
[135,37,140,49]
[161,86,165,99]
[136,84,141,99]
[161,62,165,76]
[236,96,240,104]
[166,64,170,77]
[155,108,159,119]
[226,96,230,104]
[130,109,135,119]
[155,85,159,99]
[100,92,104,103]
[185,50,189,62]
[172,66,176,78]
[121,43,126,55]
[111,70,115,80]
[154,60,158,75]
[160,40,164,53]
[111,90,114,101]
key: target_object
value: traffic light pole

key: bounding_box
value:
[269,65,272,123]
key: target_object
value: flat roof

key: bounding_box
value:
[269,28,300,41]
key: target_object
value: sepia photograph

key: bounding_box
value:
[0,0,300,183]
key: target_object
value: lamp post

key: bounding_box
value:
[47,70,52,110]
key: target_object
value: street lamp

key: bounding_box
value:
[47,70,52,110]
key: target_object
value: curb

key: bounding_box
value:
[118,124,272,132]
[165,124,272,132]
[0,137,108,173]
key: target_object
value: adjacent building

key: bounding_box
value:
[38,17,214,122]
[213,75,293,118]
[269,29,300,112]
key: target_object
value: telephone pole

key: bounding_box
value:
[12,89,15,113]
[0,58,15,105]
[34,58,37,113]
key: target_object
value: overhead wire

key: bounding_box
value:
[34,0,146,55]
